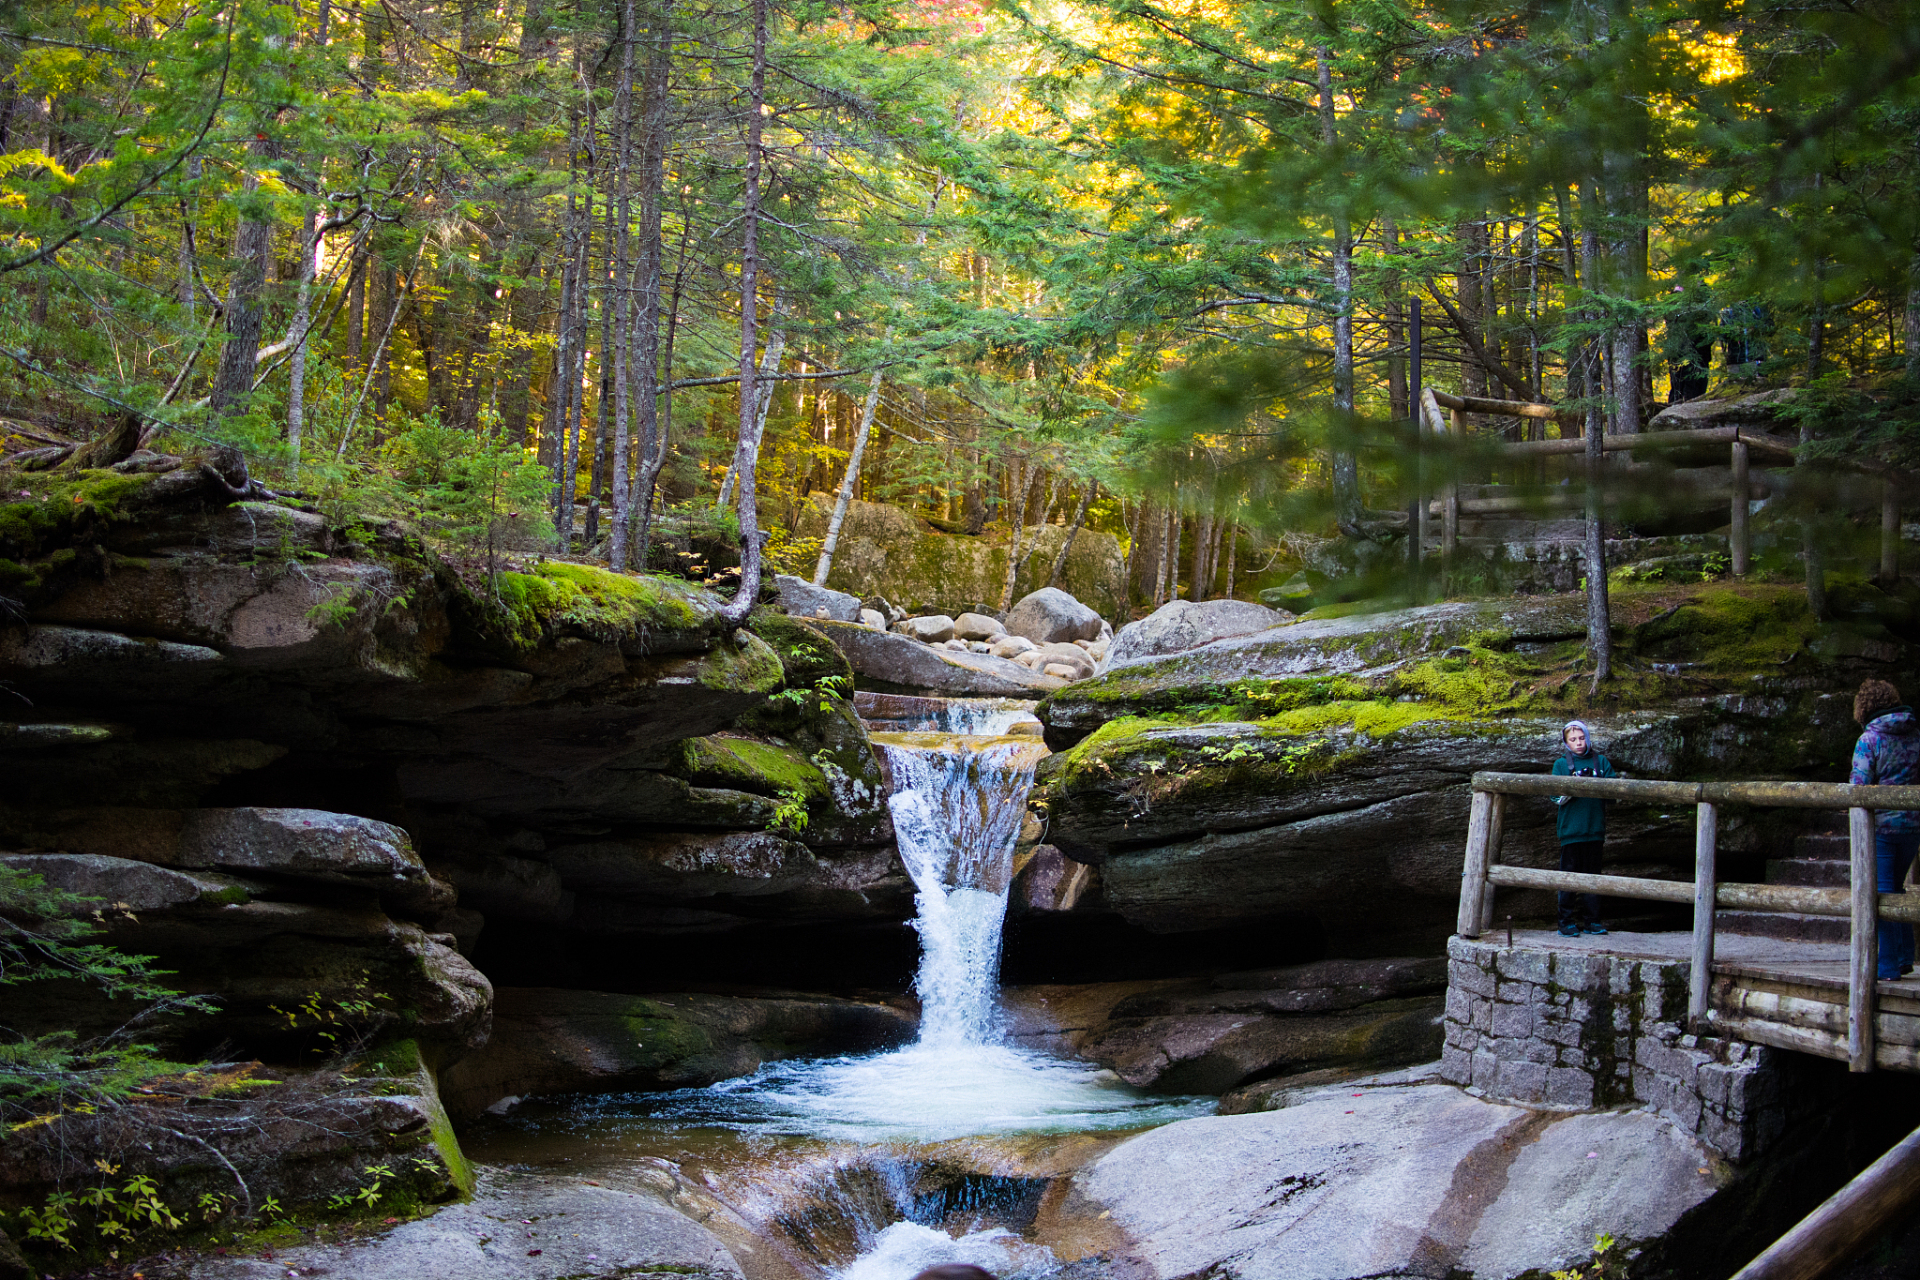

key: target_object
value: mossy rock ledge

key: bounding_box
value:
[1031,583,1920,952]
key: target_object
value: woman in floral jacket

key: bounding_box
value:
[1851,680,1920,980]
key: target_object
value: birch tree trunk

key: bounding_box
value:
[997,463,1040,612]
[814,360,884,586]
[285,208,320,478]
[719,0,768,625]
[1047,482,1094,589]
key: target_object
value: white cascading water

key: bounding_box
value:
[880,732,1044,1048]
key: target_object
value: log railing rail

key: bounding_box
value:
[1459,771,1920,1073]
[1411,388,1905,583]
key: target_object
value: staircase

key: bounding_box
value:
[1716,817,1851,943]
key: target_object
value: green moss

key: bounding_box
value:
[490,561,710,651]
[676,735,828,800]
[747,610,854,687]
[0,468,155,557]
[694,628,785,694]
[620,1006,717,1066]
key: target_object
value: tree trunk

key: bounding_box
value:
[997,462,1041,612]
[720,0,768,624]
[626,0,671,571]
[346,243,366,369]
[1224,520,1238,600]
[1318,48,1360,531]
[1580,222,1612,691]
[607,0,637,569]
[1047,482,1095,589]
[814,360,884,586]
[1905,252,1920,382]
[209,139,275,419]
[1189,511,1213,603]
[717,315,785,510]
[285,208,321,477]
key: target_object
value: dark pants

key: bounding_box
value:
[1559,840,1604,928]
[1877,830,1918,980]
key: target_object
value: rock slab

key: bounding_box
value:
[1070,1081,1719,1280]
[187,1171,743,1280]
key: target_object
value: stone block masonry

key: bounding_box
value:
[1440,936,1830,1161]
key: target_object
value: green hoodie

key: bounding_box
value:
[1552,749,1616,845]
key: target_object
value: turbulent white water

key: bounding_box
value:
[880,732,1044,1047]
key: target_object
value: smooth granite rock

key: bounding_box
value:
[1069,1082,1719,1280]
[1107,599,1294,666]
[1005,587,1104,645]
[774,573,861,623]
[188,1170,743,1280]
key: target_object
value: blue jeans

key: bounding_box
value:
[1877,831,1919,980]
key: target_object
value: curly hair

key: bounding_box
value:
[1855,679,1903,726]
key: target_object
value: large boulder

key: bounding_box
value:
[812,618,1067,696]
[1107,598,1294,666]
[0,805,447,912]
[438,987,915,1117]
[1062,1081,1721,1280]
[1649,387,1799,431]
[3,1053,474,1236]
[773,573,859,623]
[954,611,1006,641]
[1005,587,1103,645]
[898,613,956,643]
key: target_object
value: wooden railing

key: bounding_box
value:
[1415,387,1808,577]
[1459,772,1920,1073]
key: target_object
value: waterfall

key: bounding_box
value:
[878,735,1045,1048]
[559,697,1207,1149]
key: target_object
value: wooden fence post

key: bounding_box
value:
[1850,805,1877,1073]
[1445,408,1462,575]
[1480,791,1506,935]
[1690,801,1718,1030]
[1730,438,1750,576]
[1458,789,1494,938]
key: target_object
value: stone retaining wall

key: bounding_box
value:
[1439,937,1828,1161]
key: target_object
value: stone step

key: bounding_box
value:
[1793,833,1851,861]
[1764,857,1851,888]
[1715,909,1850,944]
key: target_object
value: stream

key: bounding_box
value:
[462,698,1211,1278]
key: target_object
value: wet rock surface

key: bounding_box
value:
[186,1170,744,1280]
[1002,959,1446,1093]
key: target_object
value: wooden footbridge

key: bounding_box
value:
[1457,771,1920,1072]
[1455,771,1920,1279]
